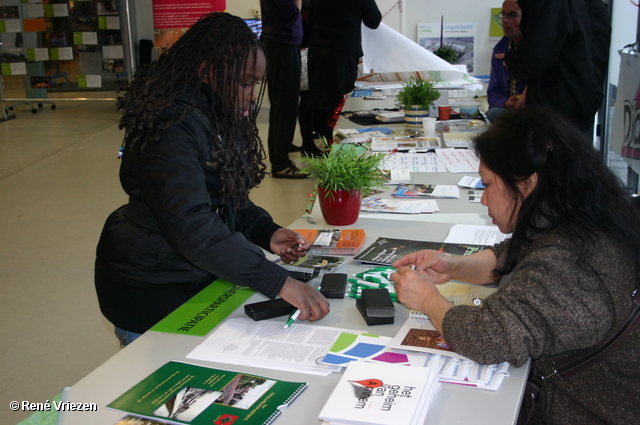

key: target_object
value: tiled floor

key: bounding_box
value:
[0,96,316,425]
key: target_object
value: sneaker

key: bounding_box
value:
[272,165,309,179]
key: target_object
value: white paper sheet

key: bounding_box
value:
[444,223,509,245]
[435,148,480,173]
[186,318,356,376]
[360,23,482,90]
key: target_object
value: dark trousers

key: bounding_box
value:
[262,38,300,172]
[298,90,314,147]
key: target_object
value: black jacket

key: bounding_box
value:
[95,88,288,333]
[504,0,611,130]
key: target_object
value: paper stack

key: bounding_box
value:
[319,361,441,425]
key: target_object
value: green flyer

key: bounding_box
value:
[108,361,307,425]
[150,279,255,336]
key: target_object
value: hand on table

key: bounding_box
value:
[279,277,330,321]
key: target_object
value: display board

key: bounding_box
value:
[0,0,128,94]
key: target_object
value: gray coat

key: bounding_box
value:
[443,231,640,424]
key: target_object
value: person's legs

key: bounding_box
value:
[311,107,335,145]
[114,326,142,348]
[262,38,306,177]
[299,90,323,156]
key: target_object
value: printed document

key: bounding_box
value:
[186,318,356,375]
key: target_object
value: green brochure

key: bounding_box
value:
[108,361,307,425]
[150,279,255,336]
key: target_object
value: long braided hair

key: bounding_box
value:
[116,12,267,208]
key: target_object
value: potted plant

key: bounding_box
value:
[433,16,459,65]
[433,45,459,64]
[301,143,387,226]
[395,77,441,130]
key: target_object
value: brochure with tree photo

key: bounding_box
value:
[107,361,307,425]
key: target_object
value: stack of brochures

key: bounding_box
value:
[392,183,460,199]
[374,111,404,123]
[354,237,487,266]
[107,361,308,425]
[370,136,442,152]
[319,361,441,425]
[187,318,360,376]
[361,197,439,214]
[276,254,347,274]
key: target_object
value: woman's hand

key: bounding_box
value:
[278,277,330,321]
[392,249,455,284]
[390,266,453,334]
[270,228,309,263]
[391,266,441,311]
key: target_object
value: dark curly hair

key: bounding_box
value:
[116,12,267,207]
[474,107,640,284]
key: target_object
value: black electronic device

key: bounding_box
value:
[356,288,395,325]
[319,273,347,299]
[287,268,320,283]
[244,298,295,321]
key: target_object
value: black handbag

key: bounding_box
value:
[517,288,640,425]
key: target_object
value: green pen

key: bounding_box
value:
[347,292,398,302]
[362,275,386,284]
[349,287,397,300]
[350,284,393,293]
[283,309,301,329]
[348,278,390,288]
[366,267,396,272]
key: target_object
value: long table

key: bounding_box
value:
[307,171,492,225]
[327,93,491,225]
[59,218,528,425]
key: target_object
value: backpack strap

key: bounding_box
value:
[543,289,640,380]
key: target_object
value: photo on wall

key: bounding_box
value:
[417,22,476,73]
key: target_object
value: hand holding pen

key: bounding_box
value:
[391,249,455,284]
[270,228,309,264]
[283,309,301,329]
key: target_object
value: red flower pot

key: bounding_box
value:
[317,187,362,226]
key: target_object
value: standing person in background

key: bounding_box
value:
[485,0,527,123]
[297,0,317,156]
[502,0,611,133]
[307,0,381,144]
[95,12,329,347]
[260,0,312,177]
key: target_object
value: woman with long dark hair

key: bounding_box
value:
[95,13,329,346]
[392,108,640,424]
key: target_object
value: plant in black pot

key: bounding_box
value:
[301,143,386,226]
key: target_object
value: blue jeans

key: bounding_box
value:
[114,326,141,348]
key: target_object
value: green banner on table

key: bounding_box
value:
[150,279,255,336]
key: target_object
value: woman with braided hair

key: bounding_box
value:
[95,12,329,347]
